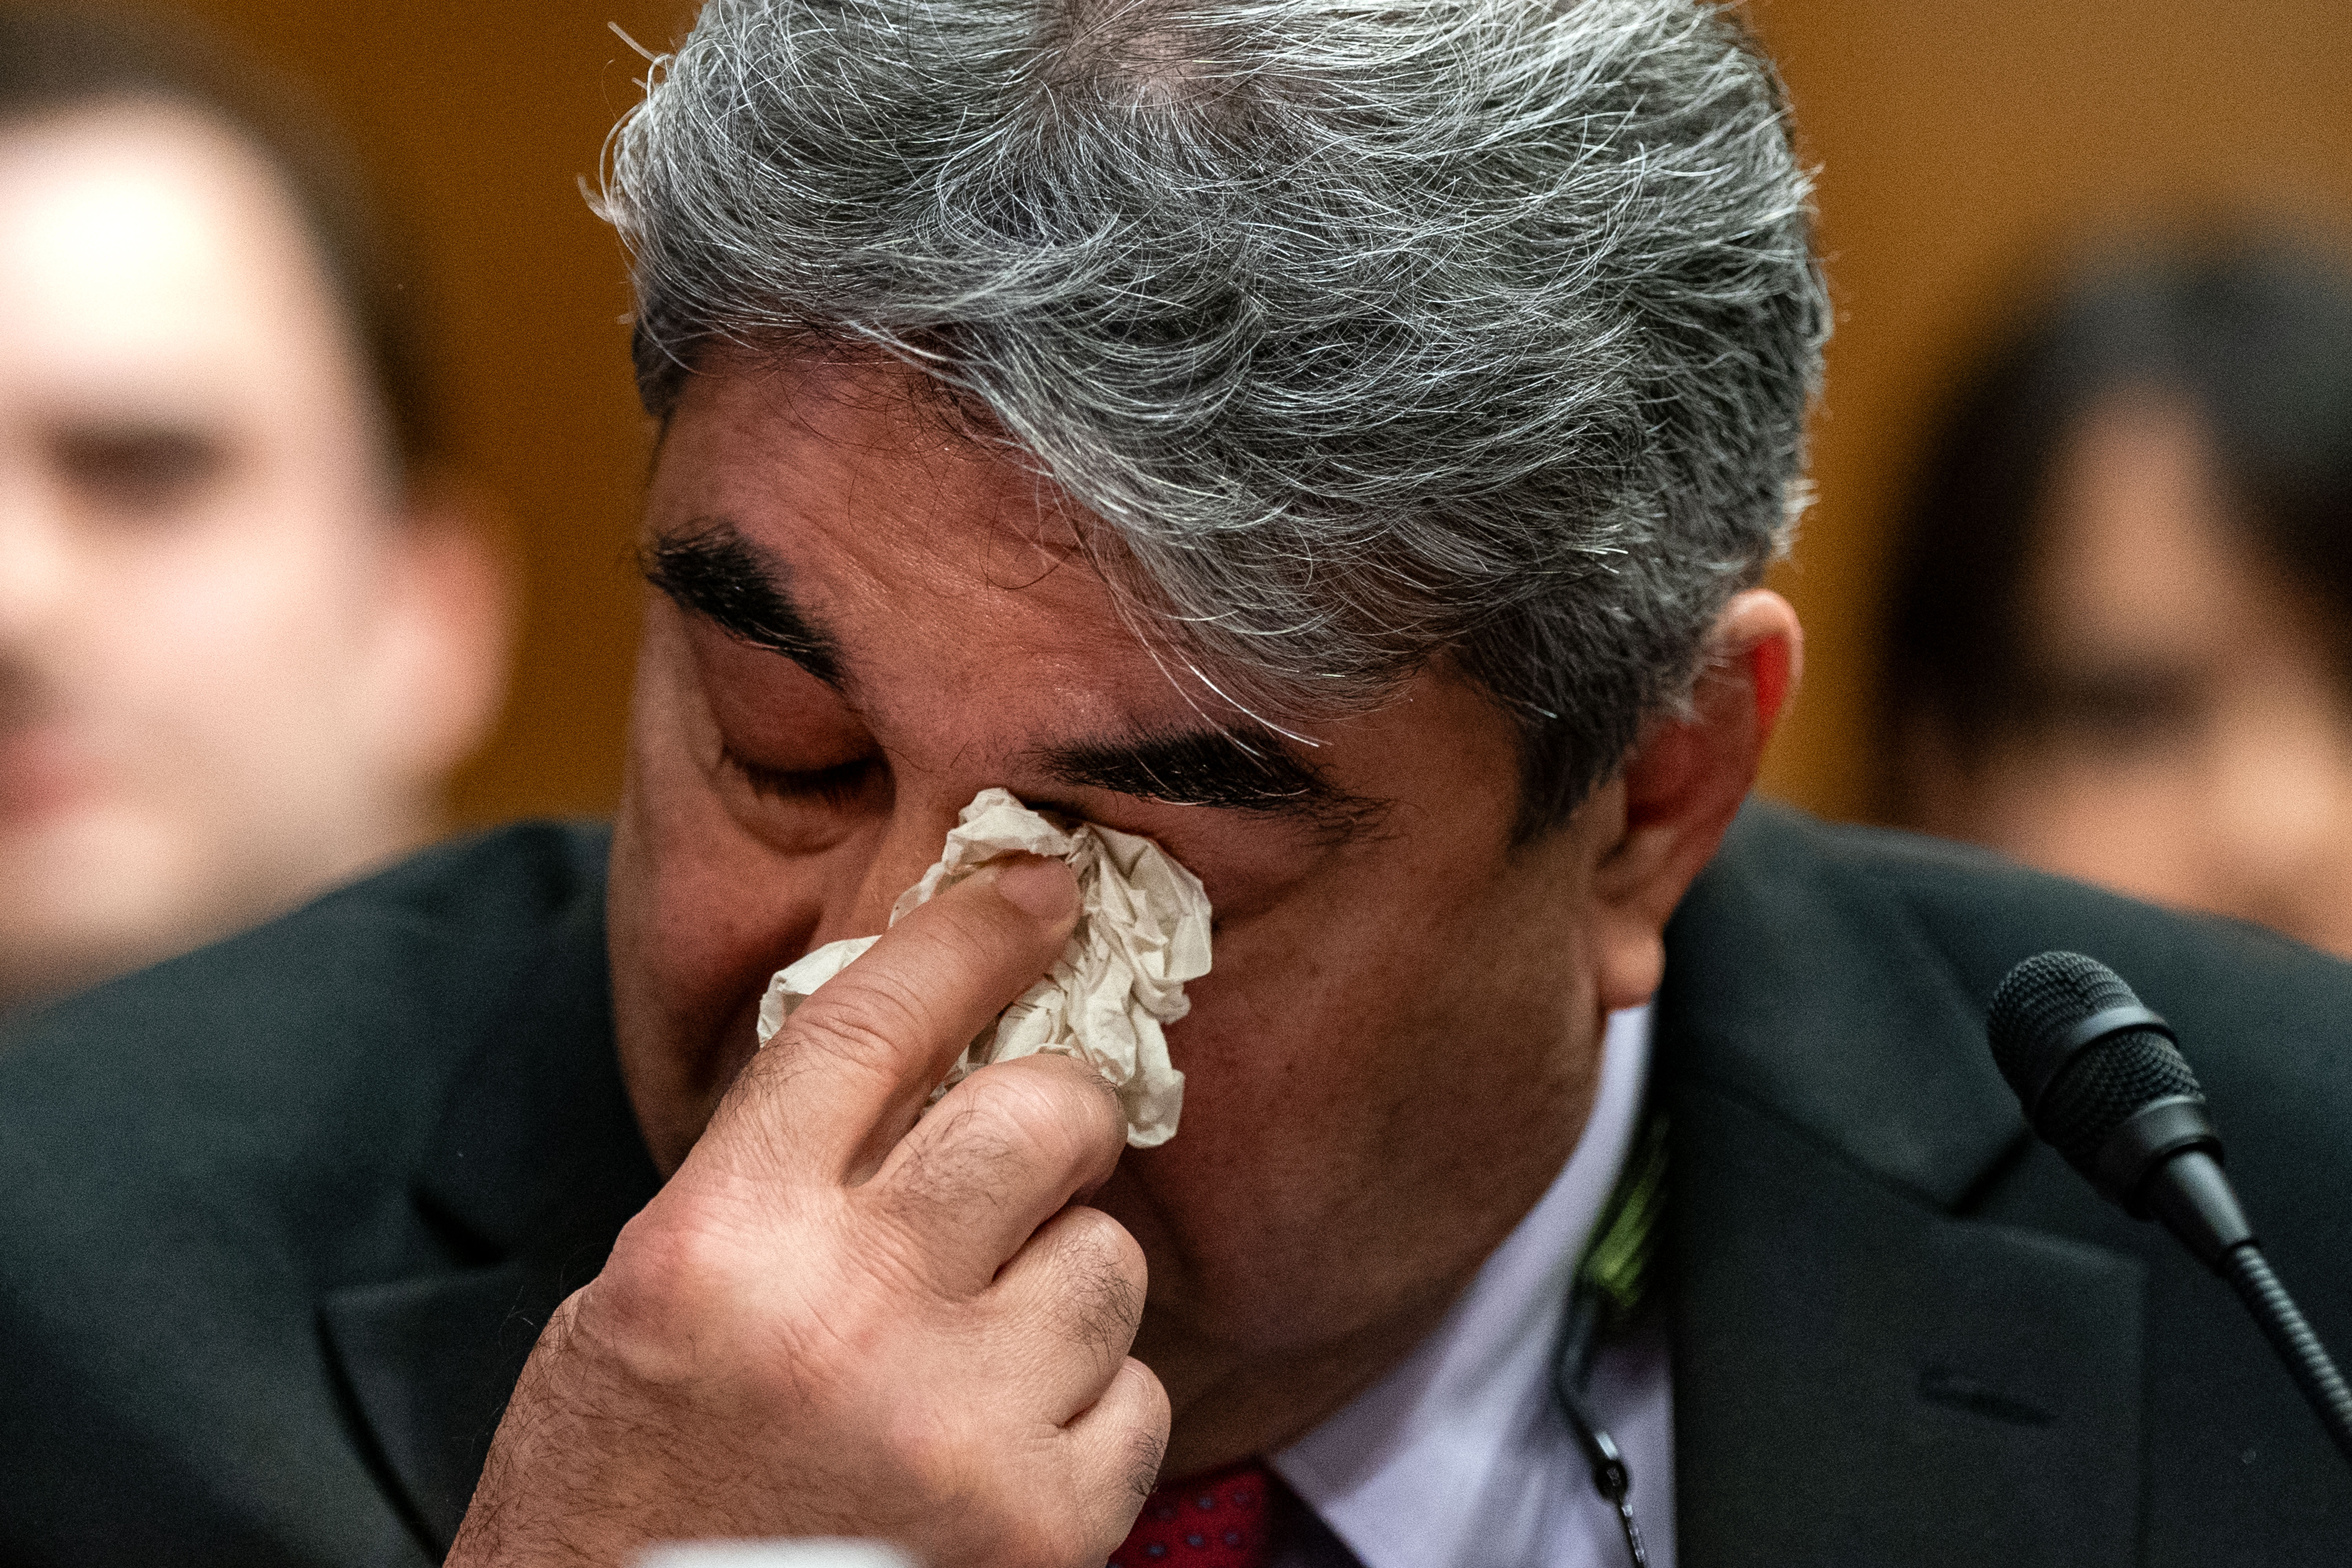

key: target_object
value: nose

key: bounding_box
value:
[0,465,83,724]
[0,466,74,652]
[807,781,980,947]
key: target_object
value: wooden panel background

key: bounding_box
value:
[158,0,2352,828]
[1746,0,2352,820]
[160,0,702,824]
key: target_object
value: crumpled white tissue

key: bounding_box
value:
[754,788,1212,1147]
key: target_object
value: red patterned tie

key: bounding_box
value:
[1107,1459,1276,1568]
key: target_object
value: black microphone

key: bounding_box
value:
[1987,951,2352,1468]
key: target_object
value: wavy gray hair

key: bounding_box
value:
[603,0,1827,834]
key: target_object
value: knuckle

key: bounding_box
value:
[957,1074,1065,1166]
[1030,1051,1129,1145]
[1125,1380,1172,1497]
[878,1102,1026,1233]
[913,881,1052,956]
[757,992,931,1105]
[955,1062,1073,1141]
[966,1056,1122,1164]
[781,984,931,1081]
[880,1065,1116,1235]
[1054,1226,1147,1355]
[572,1200,760,1381]
[1131,1358,1174,1434]
[1052,1206,1147,1298]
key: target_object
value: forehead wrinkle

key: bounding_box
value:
[672,364,1285,762]
[703,359,1160,683]
[777,427,1101,641]
[887,452,1106,629]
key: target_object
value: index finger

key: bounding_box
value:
[703,853,1079,1185]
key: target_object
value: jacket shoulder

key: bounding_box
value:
[0,820,612,1188]
[1699,802,2352,1093]
[0,821,611,1565]
[1670,802,2352,1213]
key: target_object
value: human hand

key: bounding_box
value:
[448,855,1167,1566]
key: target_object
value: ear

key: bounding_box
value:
[1588,588,1802,1011]
[358,468,515,809]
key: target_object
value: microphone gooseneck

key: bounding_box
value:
[1987,951,2352,1468]
[2224,1246,2352,1466]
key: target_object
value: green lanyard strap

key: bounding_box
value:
[1576,1106,1670,1336]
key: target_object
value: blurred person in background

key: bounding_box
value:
[1883,233,2352,956]
[0,4,512,1015]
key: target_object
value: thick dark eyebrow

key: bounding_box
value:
[1032,725,1385,836]
[642,520,846,688]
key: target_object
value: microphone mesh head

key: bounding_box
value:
[1986,951,2135,1098]
[1986,951,2203,1176]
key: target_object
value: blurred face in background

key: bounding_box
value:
[1907,388,2352,957]
[0,103,507,1011]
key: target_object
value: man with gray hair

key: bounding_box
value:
[3,2,2349,1565]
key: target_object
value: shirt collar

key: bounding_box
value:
[1271,1004,1654,1568]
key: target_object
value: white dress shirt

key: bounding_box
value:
[1272,1005,1673,1568]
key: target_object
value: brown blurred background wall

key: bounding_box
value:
[165,0,2352,829]
[1747,0,2352,822]
[161,0,704,826]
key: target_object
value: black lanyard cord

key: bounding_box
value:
[1552,1346,1650,1566]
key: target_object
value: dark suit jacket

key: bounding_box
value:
[2,807,2348,1564]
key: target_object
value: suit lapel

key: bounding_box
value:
[320,1259,559,1547]
[318,892,662,1554]
[1661,806,2146,1567]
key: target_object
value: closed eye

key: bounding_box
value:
[721,745,882,809]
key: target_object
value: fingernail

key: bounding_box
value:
[991,854,1077,920]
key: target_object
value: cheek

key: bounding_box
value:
[1106,835,1602,1330]
[1157,828,1595,1150]
[609,615,885,1097]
